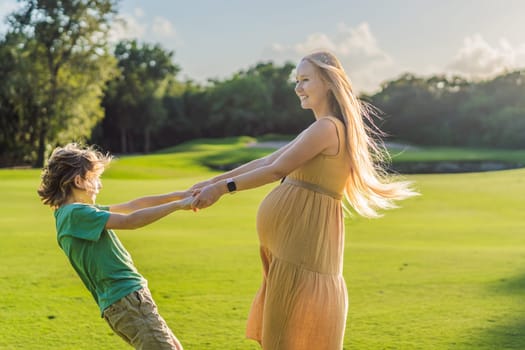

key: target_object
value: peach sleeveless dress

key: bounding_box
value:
[246,117,351,350]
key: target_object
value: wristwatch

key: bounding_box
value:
[226,178,237,193]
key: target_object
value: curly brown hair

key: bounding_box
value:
[37,143,112,208]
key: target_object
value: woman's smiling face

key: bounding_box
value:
[294,59,331,114]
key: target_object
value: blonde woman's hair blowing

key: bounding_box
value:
[303,51,418,217]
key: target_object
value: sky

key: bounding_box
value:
[1,0,525,93]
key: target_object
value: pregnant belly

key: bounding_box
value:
[256,185,289,244]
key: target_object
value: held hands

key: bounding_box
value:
[183,178,226,210]
[191,182,225,209]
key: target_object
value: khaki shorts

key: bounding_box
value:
[103,287,183,350]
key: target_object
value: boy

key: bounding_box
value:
[37,143,191,350]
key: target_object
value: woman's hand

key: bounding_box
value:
[191,182,226,209]
[189,179,214,194]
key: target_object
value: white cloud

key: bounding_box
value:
[0,0,23,34]
[133,8,144,18]
[293,32,338,53]
[0,0,19,17]
[152,17,176,38]
[108,8,179,48]
[447,34,525,79]
[109,13,147,43]
[263,22,397,93]
[336,22,388,59]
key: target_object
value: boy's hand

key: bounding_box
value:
[176,196,195,210]
[174,189,192,199]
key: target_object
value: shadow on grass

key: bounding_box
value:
[470,272,525,349]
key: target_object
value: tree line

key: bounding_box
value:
[1,0,524,168]
[368,72,525,149]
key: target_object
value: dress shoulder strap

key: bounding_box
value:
[320,116,346,158]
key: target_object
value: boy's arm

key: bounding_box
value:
[105,197,193,230]
[109,190,191,214]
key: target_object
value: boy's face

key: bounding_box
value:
[75,170,103,204]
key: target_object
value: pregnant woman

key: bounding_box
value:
[190,51,417,350]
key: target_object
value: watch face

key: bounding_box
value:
[227,180,236,192]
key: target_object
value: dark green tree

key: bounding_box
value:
[99,39,180,153]
[458,71,525,147]
[371,73,471,146]
[204,72,272,137]
[158,80,209,147]
[195,61,309,139]
[1,0,118,167]
[245,61,311,134]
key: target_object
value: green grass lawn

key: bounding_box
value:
[194,137,525,171]
[2,138,525,349]
[388,146,525,163]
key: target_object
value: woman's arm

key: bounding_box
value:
[191,135,303,190]
[109,190,191,214]
[106,197,193,230]
[192,119,338,208]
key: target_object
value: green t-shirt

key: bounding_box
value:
[55,203,147,316]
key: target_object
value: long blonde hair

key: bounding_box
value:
[303,51,418,217]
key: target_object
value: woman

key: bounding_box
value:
[191,51,417,349]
